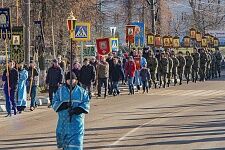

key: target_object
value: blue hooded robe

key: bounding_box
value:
[17,69,28,110]
[53,85,90,150]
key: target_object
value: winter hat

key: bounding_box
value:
[65,72,77,81]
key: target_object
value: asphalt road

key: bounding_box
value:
[0,75,225,150]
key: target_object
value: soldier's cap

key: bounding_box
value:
[65,72,77,81]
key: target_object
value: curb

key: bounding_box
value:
[0,105,6,112]
[0,97,50,112]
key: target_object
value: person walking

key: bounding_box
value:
[171,52,179,86]
[97,56,109,98]
[166,52,173,87]
[140,64,151,93]
[27,60,39,111]
[147,51,158,89]
[52,72,90,150]
[2,60,18,117]
[191,48,200,83]
[111,58,123,96]
[46,59,64,107]
[125,56,136,95]
[184,51,194,84]
[177,51,186,85]
[199,49,208,82]
[206,50,212,80]
[16,62,28,113]
[215,48,223,78]
[159,53,169,88]
[79,58,96,99]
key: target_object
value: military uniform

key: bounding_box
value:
[211,52,216,79]
[177,55,186,85]
[172,56,179,85]
[184,55,194,84]
[215,51,223,78]
[206,52,212,80]
[167,56,173,87]
[191,52,200,83]
[159,56,169,88]
[147,55,158,89]
[199,51,208,81]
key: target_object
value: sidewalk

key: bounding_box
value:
[0,89,50,112]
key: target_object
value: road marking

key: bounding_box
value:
[104,107,191,149]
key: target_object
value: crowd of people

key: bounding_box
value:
[1,47,223,117]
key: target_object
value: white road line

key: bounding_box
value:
[103,107,191,150]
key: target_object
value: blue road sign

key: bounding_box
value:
[131,22,145,48]
[74,23,91,41]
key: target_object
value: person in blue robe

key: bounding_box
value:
[17,63,28,113]
[52,72,90,150]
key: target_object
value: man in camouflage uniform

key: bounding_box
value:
[210,50,216,79]
[147,51,158,89]
[191,48,200,83]
[199,48,208,82]
[206,50,212,80]
[159,52,169,88]
[171,51,179,86]
[177,51,186,85]
[166,52,173,87]
[184,51,193,84]
[214,48,223,78]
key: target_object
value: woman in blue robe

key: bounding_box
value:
[53,72,90,150]
[17,63,28,113]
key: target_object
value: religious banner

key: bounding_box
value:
[147,33,154,46]
[201,37,208,47]
[126,25,136,44]
[0,8,11,40]
[34,21,45,53]
[183,36,190,47]
[196,31,202,42]
[163,36,170,48]
[173,36,180,48]
[213,37,219,48]
[155,34,162,47]
[10,26,24,63]
[190,28,196,39]
[96,38,111,55]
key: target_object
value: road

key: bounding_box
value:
[0,75,225,150]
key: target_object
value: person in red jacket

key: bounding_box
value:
[125,56,136,95]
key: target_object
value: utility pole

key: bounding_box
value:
[146,0,156,34]
[24,0,30,64]
[127,0,132,24]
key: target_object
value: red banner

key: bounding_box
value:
[96,38,111,55]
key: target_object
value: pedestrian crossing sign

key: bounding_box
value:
[74,22,91,41]
[111,38,119,52]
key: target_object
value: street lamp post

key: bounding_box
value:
[67,12,76,122]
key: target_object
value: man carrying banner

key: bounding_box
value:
[2,60,18,117]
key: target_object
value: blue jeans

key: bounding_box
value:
[4,87,16,115]
[128,77,134,91]
[30,85,37,107]
[112,81,119,93]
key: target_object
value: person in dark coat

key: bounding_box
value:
[177,51,186,85]
[140,64,151,93]
[2,60,18,117]
[106,54,114,95]
[46,59,64,107]
[191,48,200,83]
[199,49,208,81]
[184,51,194,84]
[80,58,96,99]
[171,51,179,86]
[111,58,123,96]
[72,61,81,85]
